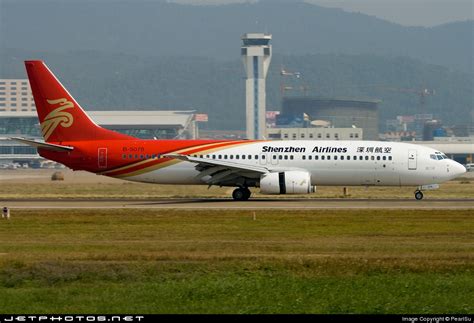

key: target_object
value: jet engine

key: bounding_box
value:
[260,171,315,194]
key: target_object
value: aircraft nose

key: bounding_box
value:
[452,161,467,177]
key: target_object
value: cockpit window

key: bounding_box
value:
[431,152,449,160]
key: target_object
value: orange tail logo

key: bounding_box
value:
[41,98,74,141]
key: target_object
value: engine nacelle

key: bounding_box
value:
[260,171,315,194]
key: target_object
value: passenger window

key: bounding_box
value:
[321,156,325,160]
[218,155,222,159]
[279,155,283,160]
[290,156,294,160]
[248,155,252,160]
[224,155,227,159]
[382,156,386,161]
[146,154,150,159]
[302,156,306,160]
[365,156,369,160]
[255,155,258,159]
[129,154,133,159]
[122,154,126,159]
[272,155,276,160]
[353,156,357,160]
[242,155,246,160]
[236,155,239,159]
[284,155,288,160]
[327,156,331,160]
[371,156,374,160]
[341,156,344,160]
[212,155,216,159]
[262,155,265,159]
[376,156,380,161]
[388,156,392,161]
[308,156,312,160]
[334,156,338,160]
[314,156,318,160]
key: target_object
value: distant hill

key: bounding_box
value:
[1,49,472,131]
[0,0,472,72]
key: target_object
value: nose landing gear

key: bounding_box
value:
[414,184,439,200]
[232,187,251,201]
[414,190,424,200]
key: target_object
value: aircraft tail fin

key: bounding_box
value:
[25,60,133,142]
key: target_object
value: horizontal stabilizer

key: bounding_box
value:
[10,137,74,152]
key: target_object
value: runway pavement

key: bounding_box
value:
[1,198,473,209]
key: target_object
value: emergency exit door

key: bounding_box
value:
[408,149,417,170]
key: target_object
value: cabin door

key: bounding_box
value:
[98,148,108,169]
[408,150,417,170]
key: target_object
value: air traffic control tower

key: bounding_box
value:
[241,33,272,140]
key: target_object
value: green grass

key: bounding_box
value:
[0,209,473,313]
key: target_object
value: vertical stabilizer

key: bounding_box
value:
[25,60,133,142]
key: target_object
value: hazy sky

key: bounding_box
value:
[173,0,474,27]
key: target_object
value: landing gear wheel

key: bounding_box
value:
[232,188,243,201]
[414,190,424,200]
[232,188,249,201]
[243,188,251,200]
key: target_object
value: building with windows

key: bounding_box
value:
[266,127,363,141]
[0,79,36,112]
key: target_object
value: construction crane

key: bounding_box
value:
[372,86,436,116]
[279,65,302,98]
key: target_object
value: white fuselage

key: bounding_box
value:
[123,141,466,187]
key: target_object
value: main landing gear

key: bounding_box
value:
[232,187,251,201]
[414,190,424,200]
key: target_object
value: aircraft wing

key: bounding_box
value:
[10,137,74,152]
[163,153,269,186]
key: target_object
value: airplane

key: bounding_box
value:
[13,61,466,201]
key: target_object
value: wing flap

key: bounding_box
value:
[163,153,269,174]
